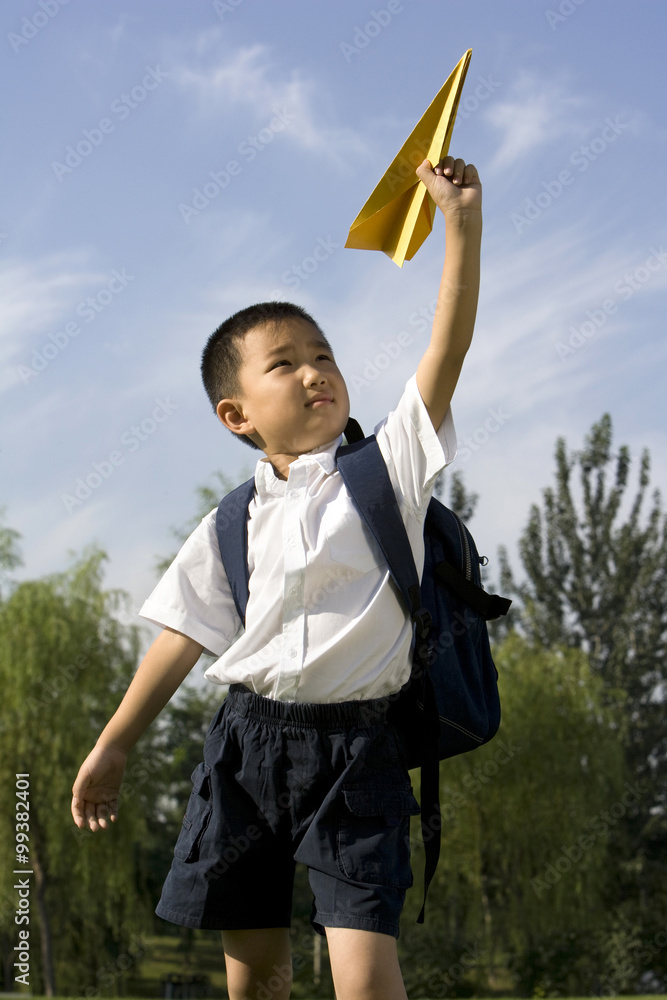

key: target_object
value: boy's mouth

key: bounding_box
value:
[306,393,334,407]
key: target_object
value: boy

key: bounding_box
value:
[71,154,482,1000]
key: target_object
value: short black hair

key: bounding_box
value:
[201,301,330,451]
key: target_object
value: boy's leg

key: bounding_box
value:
[221,928,292,1000]
[325,926,408,1000]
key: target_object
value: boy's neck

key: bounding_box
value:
[260,428,346,481]
[261,452,298,481]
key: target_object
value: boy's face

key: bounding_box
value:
[217,318,350,458]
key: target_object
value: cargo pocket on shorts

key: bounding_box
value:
[337,785,420,888]
[174,762,213,863]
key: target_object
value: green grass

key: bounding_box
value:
[12,932,667,1000]
[128,932,229,995]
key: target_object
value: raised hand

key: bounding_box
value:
[416,155,482,217]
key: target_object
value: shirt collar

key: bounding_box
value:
[254,434,344,500]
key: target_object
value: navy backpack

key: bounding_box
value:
[215,418,511,921]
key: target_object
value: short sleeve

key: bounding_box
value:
[138,509,242,656]
[374,373,457,514]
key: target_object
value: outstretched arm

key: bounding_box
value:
[415,155,482,431]
[71,626,203,831]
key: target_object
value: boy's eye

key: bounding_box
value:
[270,355,332,370]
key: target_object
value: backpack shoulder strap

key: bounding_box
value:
[336,436,431,637]
[215,476,256,625]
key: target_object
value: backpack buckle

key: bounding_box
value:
[413,607,432,640]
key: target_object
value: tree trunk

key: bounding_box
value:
[313,931,321,985]
[31,821,55,997]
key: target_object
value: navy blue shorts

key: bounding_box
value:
[155,684,420,938]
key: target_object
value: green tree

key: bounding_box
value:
[0,548,151,996]
[498,414,667,984]
[400,633,629,997]
[0,507,22,597]
[156,469,251,575]
[434,468,479,523]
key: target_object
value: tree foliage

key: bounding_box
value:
[0,507,22,598]
[155,468,251,576]
[400,633,629,997]
[434,468,479,523]
[498,414,667,989]
[502,414,666,687]
[0,549,151,995]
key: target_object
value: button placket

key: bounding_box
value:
[276,464,307,699]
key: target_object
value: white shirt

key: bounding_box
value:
[139,374,456,702]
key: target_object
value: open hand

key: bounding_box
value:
[416,155,482,217]
[71,743,128,832]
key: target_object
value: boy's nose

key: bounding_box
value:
[304,367,326,386]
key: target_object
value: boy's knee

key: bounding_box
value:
[222,928,292,1000]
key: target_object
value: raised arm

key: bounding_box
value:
[414,155,482,431]
[71,626,203,832]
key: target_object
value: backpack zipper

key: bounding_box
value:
[452,511,472,582]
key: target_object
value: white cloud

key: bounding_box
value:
[466,222,667,415]
[0,253,106,392]
[172,35,368,166]
[483,70,591,171]
[106,12,143,49]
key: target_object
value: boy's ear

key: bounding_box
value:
[216,399,256,438]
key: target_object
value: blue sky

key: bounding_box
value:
[2,0,666,652]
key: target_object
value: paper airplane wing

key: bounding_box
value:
[345,49,472,267]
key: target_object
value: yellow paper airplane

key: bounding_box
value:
[345,49,472,267]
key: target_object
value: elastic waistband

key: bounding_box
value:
[227,684,390,730]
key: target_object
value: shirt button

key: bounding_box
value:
[288,648,297,658]
[289,490,299,500]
